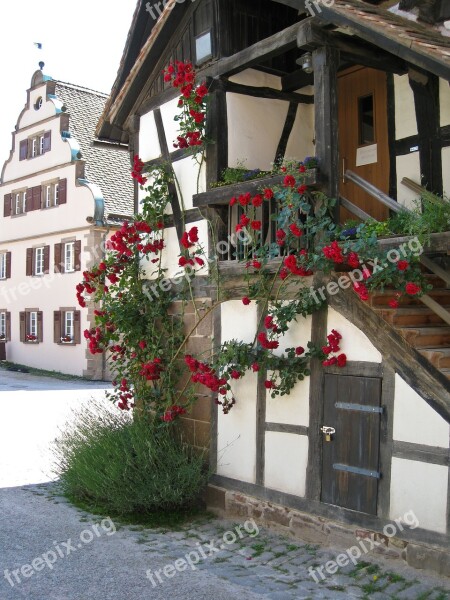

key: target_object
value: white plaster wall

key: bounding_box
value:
[390,458,448,534]
[394,75,417,139]
[265,312,312,426]
[20,85,56,127]
[393,374,450,447]
[327,307,382,362]
[227,94,289,171]
[160,97,183,151]
[1,165,95,240]
[264,432,308,496]
[442,147,450,198]
[139,110,161,161]
[0,230,92,376]
[229,69,282,90]
[396,153,421,210]
[216,300,258,483]
[440,78,450,127]
[285,102,315,161]
[173,156,207,210]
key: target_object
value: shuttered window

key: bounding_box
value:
[23,131,51,159]
[0,311,11,341]
[54,239,80,273]
[54,309,81,344]
[21,310,43,343]
[26,246,50,276]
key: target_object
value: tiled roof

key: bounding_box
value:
[320,0,450,79]
[54,81,134,223]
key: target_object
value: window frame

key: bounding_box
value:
[35,247,45,276]
[29,311,38,338]
[64,242,75,273]
[0,254,6,280]
[0,312,6,339]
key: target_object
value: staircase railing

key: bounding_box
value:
[341,170,450,326]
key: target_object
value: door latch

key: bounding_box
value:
[320,426,336,442]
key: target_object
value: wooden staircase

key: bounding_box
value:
[370,276,450,382]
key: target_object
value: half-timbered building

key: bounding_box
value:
[97,0,450,573]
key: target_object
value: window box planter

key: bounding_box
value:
[60,337,74,345]
[193,169,320,208]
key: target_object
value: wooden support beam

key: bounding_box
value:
[153,108,184,243]
[297,21,408,74]
[200,21,310,79]
[282,69,314,92]
[275,102,299,164]
[313,46,340,219]
[408,70,443,196]
[218,80,314,104]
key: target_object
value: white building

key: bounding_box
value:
[0,67,134,378]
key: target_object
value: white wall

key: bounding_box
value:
[393,374,450,447]
[265,431,308,496]
[216,300,258,483]
[390,458,448,533]
[327,308,382,362]
[139,110,161,161]
[394,74,417,139]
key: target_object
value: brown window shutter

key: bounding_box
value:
[3,194,11,217]
[43,246,50,274]
[74,311,81,344]
[26,248,33,276]
[5,252,11,279]
[37,311,43,342]
[32,186,41,211]
[58,179,67,204]
[54,243,63,273]
[19,312,26,342]
[54,311,61,343]
[19,140,28,160]
[43,131,51,153]
[6,312,11,341]
[25,189,33,212]
[74,240,82,271]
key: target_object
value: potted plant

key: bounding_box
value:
[26,334,38,343]
[60,335,73,344]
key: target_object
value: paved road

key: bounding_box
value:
[0,369,449,600]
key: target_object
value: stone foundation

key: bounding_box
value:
[205,484,450,578]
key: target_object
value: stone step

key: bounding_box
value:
[398,326,450,349]
[418,347,450,368]
[376,306,449,327]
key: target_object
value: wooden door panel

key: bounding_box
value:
[338,66,390,222]
[321,374,382,515]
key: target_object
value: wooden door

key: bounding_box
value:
[338,66,390,222]
[321,374,382,515]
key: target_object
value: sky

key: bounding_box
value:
[0,0,138,166]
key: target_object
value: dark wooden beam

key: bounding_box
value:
[282,69,314,92]
[200,20,311,79]
[275,102,298,164]
[218,80,314,104]
[313,45,340,219]
[297,21,408,75]
[408,69,443,196]
[153,108,183,242]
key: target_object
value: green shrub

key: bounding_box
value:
[53,402,207,517]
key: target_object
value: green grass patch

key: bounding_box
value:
[0,361,94,381]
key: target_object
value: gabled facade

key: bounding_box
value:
[97,0,450,574]
[0,68,133,378]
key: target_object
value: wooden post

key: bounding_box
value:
[312,46,340,222]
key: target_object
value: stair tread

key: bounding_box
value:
[397,326,450,332]
[419,347,450,355]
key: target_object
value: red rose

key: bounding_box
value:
[138,341,146,350]
[238,193,251,207]
[405,282,421,296]
[252,195,263,207]
[283,175,296,188]
[397,260,409,271]
[347,252,360,269]
[242,297,251,305]
[98,262,106,271]
[252,260,261,269]
[389,298,400,308]
[337,353,347,367]
[251,363,260,372]
[188,227,199,243]
[297,184,307,194]
[251,220,262,231]
[231,370,241,380]
[289,223,303,237]
[230,197,237,206]
[299,165,306,173]
[295,346,305,356]
[264,380,275,389]
[264,188,274,200]
[195,257,205,267]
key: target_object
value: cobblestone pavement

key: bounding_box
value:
[1,482,447,600]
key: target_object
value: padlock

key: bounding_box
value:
[325,433,331,442]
